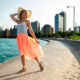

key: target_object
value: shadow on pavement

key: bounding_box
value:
[0,70,41,80]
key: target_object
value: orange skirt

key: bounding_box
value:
[16,33,43,60]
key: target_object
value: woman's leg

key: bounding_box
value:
[34,57,44,71]
[34,57,41,65]
[17,55,26,74]
[21,55,26,68]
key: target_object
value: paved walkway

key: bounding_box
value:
[0,40,79,80]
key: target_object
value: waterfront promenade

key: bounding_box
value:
[0,39,80,80]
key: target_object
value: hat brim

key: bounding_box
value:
[17,8,32,20]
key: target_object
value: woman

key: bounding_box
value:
[10,7,44,74]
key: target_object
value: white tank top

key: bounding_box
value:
[16,22,29,34]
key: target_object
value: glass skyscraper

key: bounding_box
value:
[55,11,66,33]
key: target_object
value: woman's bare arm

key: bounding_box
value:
[25,20,37,40]
[10,13,20,24]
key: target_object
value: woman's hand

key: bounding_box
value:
[35,39,40,44]
[10,13,18,17]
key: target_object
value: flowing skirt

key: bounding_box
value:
[16,33,43,60]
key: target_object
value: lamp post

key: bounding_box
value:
[67,6,76,34]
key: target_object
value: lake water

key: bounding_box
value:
[0,38,48,63]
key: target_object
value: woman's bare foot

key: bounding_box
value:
[17,67,26,74]
[39,62,44,71]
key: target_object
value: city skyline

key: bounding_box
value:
[0,21,53,38]
[0,0,79,31]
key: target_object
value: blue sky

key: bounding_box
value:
[0,0,80,31]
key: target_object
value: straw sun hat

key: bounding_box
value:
[17,7,32,20]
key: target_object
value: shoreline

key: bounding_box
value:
[0,39,80,80]
[0,38,49,64]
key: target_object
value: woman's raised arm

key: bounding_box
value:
[10,13,20,24]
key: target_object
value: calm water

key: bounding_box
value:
[0,38,48,63]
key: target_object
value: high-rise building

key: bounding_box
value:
[51,27,54,34]
[2,30,6,37]
[41,24,53,34]
[60,11,66,32]
[10,25,17,37]
[5,29,10,37]
[68,28,72,32]
[0,27,3,37]
[31,21,40,33]
[74,26,80,33]
[55,14,63,33]
[55,11,66,33]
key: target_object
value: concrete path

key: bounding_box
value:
[0,40,79,80]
